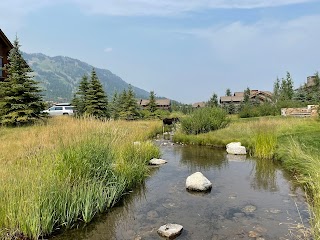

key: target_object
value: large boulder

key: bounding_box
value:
[149,158,167,165]
[157,223,183,239]
[186,172,212,191]
[226,142,247,155]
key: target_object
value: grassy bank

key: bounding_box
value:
[174,116,320,238]
[0,117,162,239]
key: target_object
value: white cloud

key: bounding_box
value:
[195,14,320,86]
[71,0,315,16]
[104,47,113,53]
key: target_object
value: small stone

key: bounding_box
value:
[242,205,257,213]
[269,208,281,214]
[133,141,141,146]
[157,223,183,239]
[149,158,167,165]
[147,210,159,219]
[248,231,260,238]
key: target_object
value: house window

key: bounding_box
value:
[0,57,3,77]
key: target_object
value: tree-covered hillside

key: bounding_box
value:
[22,52,150,102]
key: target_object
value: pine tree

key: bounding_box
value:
[226,88,231,96]
[118,89,127,119]
[243,87,251,104]
[207,92,218,107]
[85,69,109,118]
[125,85,139,120]
[148,91,157,113]
[273,77,280,102]
[110,91,120,119]
[72,74,89,116]
[0,37,45,126]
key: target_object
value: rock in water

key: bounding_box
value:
[226,142,247,155]
[149,158,167,165]
[157,223,183,239]
[186,172,212,191]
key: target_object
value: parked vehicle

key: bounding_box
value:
[43,103,75,116]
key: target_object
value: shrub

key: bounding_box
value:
[180,107,229,135]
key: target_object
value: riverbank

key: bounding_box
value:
[0,117,162,239]
[174,116,320,238]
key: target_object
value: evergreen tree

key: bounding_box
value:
[243,87,251,104]
[118,89,127,119]
[280,72,294,101]
[110,91,120,119]
[148,91,157,113]
[0,37,45,126]
[207,92,218,107]
[85,69,109,118]
[225,88,231,96]
[273,77,280,102]
[72,74,89,116]
[124,85,139,120]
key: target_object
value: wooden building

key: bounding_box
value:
[0,29,13,80]
[138,98,171,110]
[220,90,272,107]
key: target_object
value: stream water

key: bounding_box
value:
[53,138,311,240]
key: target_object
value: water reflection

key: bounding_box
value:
[53,141,310,240]
[251,158,279,192]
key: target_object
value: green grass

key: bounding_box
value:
[0,117,162,239]
[174,115,320,238]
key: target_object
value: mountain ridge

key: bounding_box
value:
[22,52,150,102]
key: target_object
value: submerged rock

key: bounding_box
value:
[157,223,183,239]
[226,142,247,155]
[242,205,257,213]
[186,172,212,191]
[149,158,167,165]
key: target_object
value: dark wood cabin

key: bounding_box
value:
[0,29,13,80]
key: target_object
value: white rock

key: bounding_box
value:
[149,158,167,165]
[186,172,212,191]
[226,142,247,155]
[133,141,141,146]
[157,223,183,238]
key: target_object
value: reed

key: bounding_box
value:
[0,117,161,239]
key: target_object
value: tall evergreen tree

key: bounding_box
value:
[124,85,139,120]
[118,89,127,119]
[110,90,120,120]
[85,69,109,118]
[243,87,251,104]
[72,74,89,116]
[148,91,157,113]
[0,37,45,126]
[273,77,280,102]
[207,92,218,107]
[225,88,231,96]
[280,72,294,101]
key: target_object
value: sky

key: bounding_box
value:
[1,0,320,104]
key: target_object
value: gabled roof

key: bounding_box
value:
[220,96,244,103]
[192,102,206,108]
[139,99,171,106]
[0,29,13,49]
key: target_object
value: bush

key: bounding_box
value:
[239,103,278,118]
[180,107,229,135]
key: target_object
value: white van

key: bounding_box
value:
[43,103,75,116]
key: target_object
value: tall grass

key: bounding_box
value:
[0,117,161,239]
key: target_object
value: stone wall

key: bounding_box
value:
[281,105,319,117]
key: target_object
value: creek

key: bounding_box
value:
[53,138,311,239]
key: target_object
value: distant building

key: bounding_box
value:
[138,98,171,110]
[192,102,206,108]
[220,90,272,107]
[0,29,13,80]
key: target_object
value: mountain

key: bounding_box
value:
[22,52,150,102]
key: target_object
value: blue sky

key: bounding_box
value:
[1,0,320,103]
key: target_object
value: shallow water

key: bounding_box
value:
[53,139,311,240]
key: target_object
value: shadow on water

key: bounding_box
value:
[53,139,312,240]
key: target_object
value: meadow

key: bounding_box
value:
[174,116,320,238]
[0,117,162,239]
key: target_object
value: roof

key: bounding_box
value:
[220,96,244,103]
[0,29,13,49]
[192,102,206,108]
[139,99,171,106]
